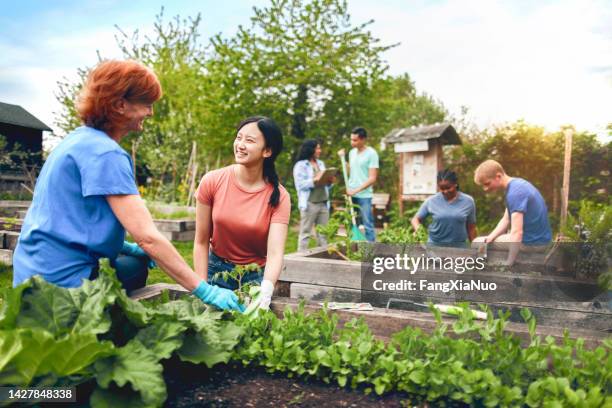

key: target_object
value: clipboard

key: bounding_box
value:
[315,167,338,186]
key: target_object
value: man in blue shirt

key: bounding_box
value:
[473,160,552,263]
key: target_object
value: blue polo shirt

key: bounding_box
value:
[416,192,476,246]
[13,126,139,288]
[506,178,551,244]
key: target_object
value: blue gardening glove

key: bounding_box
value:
[192,280,245,312]
[121,241,157,269]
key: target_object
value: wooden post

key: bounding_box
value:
[397,152,404,215]
[560,129,573,230]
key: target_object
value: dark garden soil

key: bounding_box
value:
[163,359,419,408]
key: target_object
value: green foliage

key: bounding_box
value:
[446,121,610,233]
[54,2,446,203]
[0,272,243,407]
[213,263,262,303]
[1,274,611,406]
[316,202,367,260]
[232,302,612,407]
[378,225,427,244]
[561,200,612,289]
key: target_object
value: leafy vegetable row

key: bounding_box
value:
[1,271,611,407]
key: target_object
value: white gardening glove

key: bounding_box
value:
[244,280,275,315]
[257,279,274,310]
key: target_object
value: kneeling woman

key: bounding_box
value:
[194,116,290,310]
[411,169,477,247]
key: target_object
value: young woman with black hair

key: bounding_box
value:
[293,139,335,251]
[411,169,477,247]
[193,116,290,310]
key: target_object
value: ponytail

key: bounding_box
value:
[264,158,280,207]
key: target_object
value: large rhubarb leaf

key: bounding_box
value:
[16,276,116,336]
[0,328,113,386]
[134,321,187,360]
[177,321,243,367]
[93,339,166,408]
[0,281,31,329]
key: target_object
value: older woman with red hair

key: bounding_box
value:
[13,60,243,312]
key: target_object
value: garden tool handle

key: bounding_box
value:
[339,153,358,222]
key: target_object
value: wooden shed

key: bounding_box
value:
[0,101,51,172]
[383,123,461,213]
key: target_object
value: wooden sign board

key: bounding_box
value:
[393,140,429,153]
[402,148,439,195]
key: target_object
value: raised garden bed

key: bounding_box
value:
[281,243,612,332]
[162,360,411,408]
[2,274,611,407]
[131,284,609,349]
[0,200,30,218]
[153,219,196,241]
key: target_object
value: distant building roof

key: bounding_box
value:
[0,101,52,131]
[384,123,461,145]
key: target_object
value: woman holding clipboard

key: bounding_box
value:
[293,139,336,251]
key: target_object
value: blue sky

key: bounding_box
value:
[1,0,611,142]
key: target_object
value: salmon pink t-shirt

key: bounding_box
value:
[196,165,291,266]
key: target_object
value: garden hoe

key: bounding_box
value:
[339,151,366,241]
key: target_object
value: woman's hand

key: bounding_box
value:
[248,279,274,310]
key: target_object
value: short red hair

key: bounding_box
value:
[77,60,162,134]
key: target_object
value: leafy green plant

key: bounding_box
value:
[2,273,611,407]
[316,203,366,261]
[0,271,243,407]
[213,263,262,303]
[378,225,428,244]
[561,200,612,288]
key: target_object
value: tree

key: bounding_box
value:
[54,2,447,203]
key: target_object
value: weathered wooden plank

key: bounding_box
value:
[282,256,362,289]
[290,282,362,302]
[129,283,187,300]
[154,219,196,232]
[0,249,13,266]
[283,254,604,305]
[290,282,612,331]
[0,201,31,218]
[271,297,609,349]
[1,231,19,250]
[0,200,31,208]
[0,218,23,232]
[159,229,195,241]
[128,285,609,349]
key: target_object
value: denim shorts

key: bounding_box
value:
[207,251,263,290]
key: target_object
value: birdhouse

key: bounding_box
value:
[383,123,461,213]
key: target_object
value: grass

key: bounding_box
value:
[0,227,319,292]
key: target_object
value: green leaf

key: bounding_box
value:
[16,275,117,336]
[0,280,31,329]
[0,328,112,386]
[134,321,187,360]
[94,340,166,407]
[178,321,243,367]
